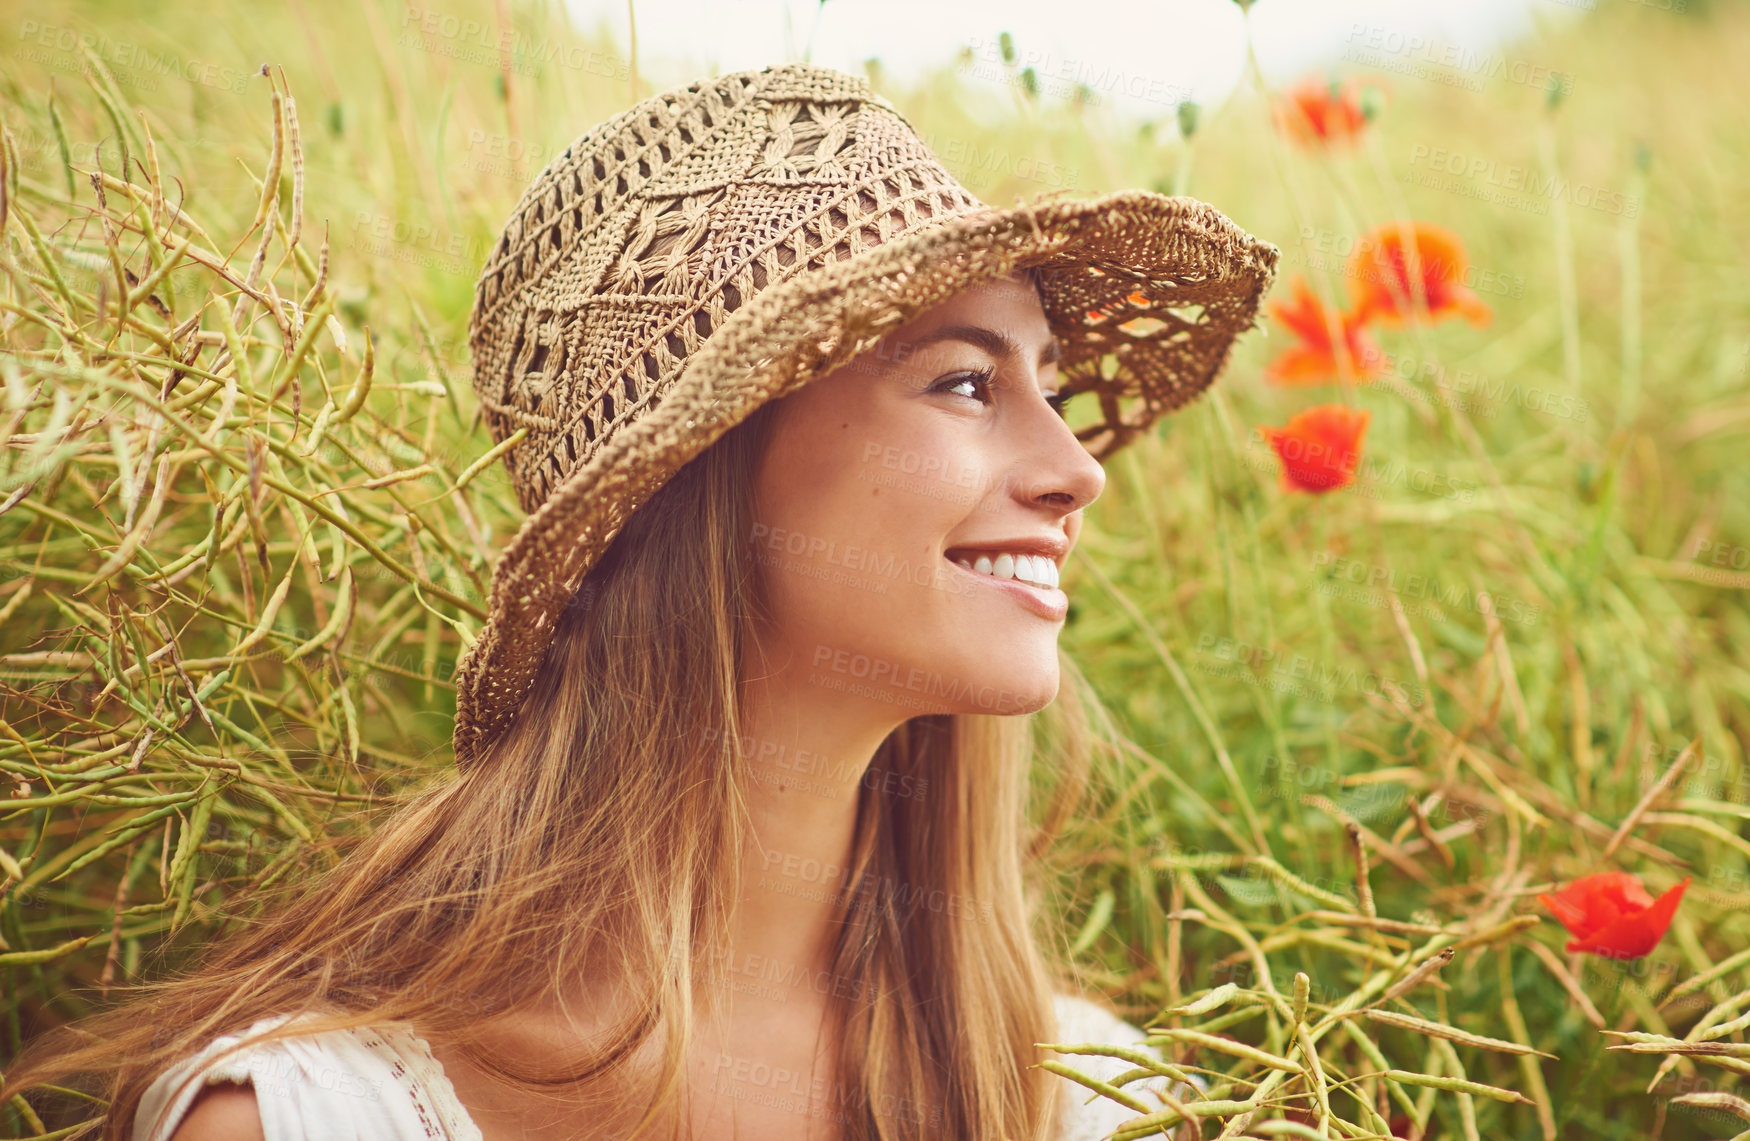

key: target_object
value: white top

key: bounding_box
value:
[134,992,1191,1141]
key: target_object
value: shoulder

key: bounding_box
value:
[167,1085,265,1141]
[133,1016,478,1141]
[1051,990,1151,1045]
[1046,991,1205,1141]
[135,1016,287,1141]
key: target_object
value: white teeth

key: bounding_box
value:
[951,551,1060,590]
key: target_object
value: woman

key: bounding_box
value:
[3,62,1275,1141]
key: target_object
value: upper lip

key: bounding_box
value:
[944,536,1070,570]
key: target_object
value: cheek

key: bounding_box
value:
[757,432,873,541]
[834,426,980,554]
[753,434,969,625]
[759,393,976,547]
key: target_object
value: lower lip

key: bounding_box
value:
[943,557,1068,621]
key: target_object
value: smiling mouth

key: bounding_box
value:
[940,551,1068,621]
[942,549,1061,591]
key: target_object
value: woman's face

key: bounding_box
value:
[750,269,1106,720]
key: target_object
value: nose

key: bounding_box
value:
[1011,387,1106,515]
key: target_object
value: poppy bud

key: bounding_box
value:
[1178,100,1201,141]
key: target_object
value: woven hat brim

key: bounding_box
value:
[451,188,1278,767]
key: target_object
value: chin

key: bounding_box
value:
[918,645,1061,718]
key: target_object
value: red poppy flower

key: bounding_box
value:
[1258,405,1371,494]
[1537,872,1691,959]
[1348,221,1493,328]
[1275,76,1382,148]
[1265,276,1385,386]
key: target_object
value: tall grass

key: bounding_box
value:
[1,1,1746,1138]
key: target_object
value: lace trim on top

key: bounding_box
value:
[364,1022,485,1141]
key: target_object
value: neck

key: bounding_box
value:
[721,659,905,1011]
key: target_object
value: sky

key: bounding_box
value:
[566,0,1589,121]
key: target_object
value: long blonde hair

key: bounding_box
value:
[3,345,1116,1141]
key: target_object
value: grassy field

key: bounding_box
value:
[1,0,1747,1137]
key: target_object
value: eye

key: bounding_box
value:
[931,368,1073,418]
[931,366,996,404]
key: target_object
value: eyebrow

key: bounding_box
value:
[905,323,1061,368]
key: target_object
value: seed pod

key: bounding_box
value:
[1365,1008,1557,1058]
[1159,981,1238,1019]
[1035,1061,1151,1114]
[83,454,174,593]
[250,90,285,237]
[169,787,217,930]
[229,560,296,658]
[1147,1028,1302,1073]
[48,83,76,201]
[453,426,527,493]
[1383,1069,1534,1106]
[336,327,374,423]
[288,566,354,662]
[1379,946,1455,1004]
[284,94,304,251]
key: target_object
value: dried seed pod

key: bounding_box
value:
[250,89,285,238]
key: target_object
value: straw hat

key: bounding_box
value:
[453,62,1278,768]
